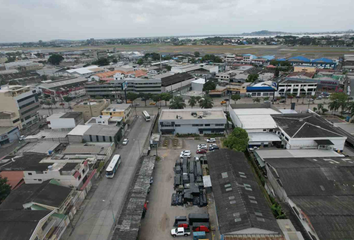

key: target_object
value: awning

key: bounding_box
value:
[315,139,334,146]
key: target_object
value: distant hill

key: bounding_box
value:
[241,30,288,36]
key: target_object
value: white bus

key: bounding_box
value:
[142,111,151,122]
[105,154,121,178]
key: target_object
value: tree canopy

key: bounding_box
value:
[92,58,110,66]
[201,54,223,63]
[160,93,173,106]
[48,54,64,65]
[246,73,259,82]
[126,92,139,102]
[199,95,214,109]
[231,94,241,104]
[0,176,11,202]
[203,80,216,92]
[194,51,200,57]
[188,96,197,108]
[329,92,348,113]
[223,127,249,152]
[169,96,186,109]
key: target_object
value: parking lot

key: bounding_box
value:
[138,138,221,240]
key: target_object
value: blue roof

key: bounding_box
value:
[312,57,334,63]
[288,56,311,62]
[276,58,287,61]
[261,55,275,60]
[243,54,257,59]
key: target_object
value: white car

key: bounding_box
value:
[206,138,216,143]
[180,150,191,158]
[122,138,129,145]
[171,227,191,237]
[197,144,207,150]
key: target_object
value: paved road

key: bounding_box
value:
[63,116,153,240]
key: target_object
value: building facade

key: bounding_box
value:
[101,104,131,122]
[73,99,110,122]
[0,85,40,129]
[158,109,227,135]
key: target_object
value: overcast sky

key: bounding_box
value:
[1,0,353,43]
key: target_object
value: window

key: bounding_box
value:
[96,135,99,141]
[215,124,224,127]
[28,173,32,175]
[110,136,112,142]
[192,124,203,127]
[12,118,20,124]
[89,135,92,141]
[38,179,42,181]
[103,136,106,142]
[205,124,210,126]
[175,124,181,127]
[285,136,289,141]
[78,175,82,180]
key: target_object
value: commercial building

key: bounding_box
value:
[158,108,226,135]
[265,156,354,240]
[272,113,347,151]
[37,77,88,99]
[73,99,110,122]
[278,78,317,96]
[0,85,40,129]
[47,112,84,130]
[191,78,205,92]
[85,73,195,98]
[246,81,277,98]
[101,104,131,121]
[208,150,282,238]
[343,54,354,72]
[67,124,122,144]
[171,63,219,75]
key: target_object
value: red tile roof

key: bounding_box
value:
[0,171,24,189]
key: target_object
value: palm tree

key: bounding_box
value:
[253,98,261,103]
[346,102,354,117]
[199,95,214,109]
[195,96,202,103]
[169,96,186,109]
[188,96,197,108]
[328,100,340,115]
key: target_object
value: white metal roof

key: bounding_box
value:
[233,108,280,115]
[192,78,206,84]
[255,149,344,159]
[68,125,91,136]
[203,175,212,188]
[248,132,281,142]
[238,115,278,129]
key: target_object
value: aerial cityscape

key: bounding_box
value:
[1,1,354,240]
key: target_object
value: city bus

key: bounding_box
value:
[142,110,151,122]
[105,154,121,178]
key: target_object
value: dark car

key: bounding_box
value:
[196,149,207,154]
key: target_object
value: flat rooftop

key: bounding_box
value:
[160,108,226,120]
[255,149,344,159]
[103,104,131,112]
[233,108,280,115]
[84,124,120,137]
[61,112,82,119]
[67,125,91,136]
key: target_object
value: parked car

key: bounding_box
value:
[180,150,191,158]
[127,100,132,104]
[220,100,226,105]
[209,144,219,151]
[122,138,129,145]
[197,144,207,150]
[196,149,207,154]
[171,227,191,237]
[150,102,156,105]
[206,138,216,143]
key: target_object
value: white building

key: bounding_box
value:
[66,65,105,77]
[272,113,347,151]
[159,109,227,135]
[278,79,317,97]
[191,78,205,92]
[229,108,281,147]
[47,112,84,130]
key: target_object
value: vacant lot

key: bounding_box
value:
[8,44,354,58]
[138,138,214,240]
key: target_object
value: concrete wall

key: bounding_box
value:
[159,118,226,135]
[287,137,346,151]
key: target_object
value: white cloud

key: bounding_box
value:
[0,0,353,42]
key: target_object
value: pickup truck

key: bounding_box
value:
[171,227,191,237]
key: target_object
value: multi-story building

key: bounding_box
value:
[47,112,84,130]
[278,79,317,96]
[0,85,40,129]
[158,109,227,135]
[73,99,110,122]
[101,104,131,122]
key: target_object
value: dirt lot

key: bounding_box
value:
[138,138,219,240]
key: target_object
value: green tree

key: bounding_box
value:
[223,127,249,152]
[264,97,270,101]
[188,96,197,108]
[231,94,241,104]
[274,68,280,77]
[194,51,200,57]
[92,58,109,66]
[199,95,214,109]
[63,96,72,102]
[152,94,162,106]
[328,100,340,114]
[253,97,261,103]
[0,176,11,202]
[137,58,144,65]
[48,54,64,65]
[160,92,173,106]
[195,96,202,102]
[112,58,118,63]
[346,102,354,117]
[246,73,259,82]
[203,80,216,92]
[126,92,139,103]
[330,92,348,113]
[169,96,186,109]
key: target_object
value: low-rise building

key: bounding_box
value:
[73,99,110,122]
[158,108,226,135]
[66,65,105,77]
[101,104,131,122]
[191,78,205,92]
[83,124,122,144]
[246,81,277,98]
[0,85,40,129]
[47,112,84,130]
[272,113,347,151]
[0,126,20,146]
[278,79,317,96]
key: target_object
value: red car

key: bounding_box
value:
[196,149,207,154]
